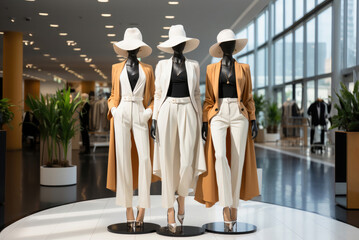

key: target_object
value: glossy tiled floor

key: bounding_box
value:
[1,196,359,240]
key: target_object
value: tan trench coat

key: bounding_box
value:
[194,60,260,207]
[106,61,160,192]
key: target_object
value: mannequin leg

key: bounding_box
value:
[157,101,179,208]
[114,110,133,207]
[176,103,197,197]
[132,119,151,209]
[229,103,249,209]
[210,103,232,207]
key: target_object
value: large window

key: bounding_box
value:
[257,11,267,46]
[306,0,315,13]
[318,77,331,101]
[285,0,293,28]
[247,22,255,51]
[285,33,293,82]
[295,26,304,79]
[275,0,283,35]
[257,47,267,87]
[307,80,315,108]
[295,83,303,109]
[306,18,316,77]
[318,7,332,75]
[274,38,284,85]
[347,0,357,67]
[295,0,304,21]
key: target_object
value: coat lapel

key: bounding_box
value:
[213,61,221,101]
[133,63,146,94]
[185,59,194,96]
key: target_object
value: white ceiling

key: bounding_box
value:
[0,0,269,84]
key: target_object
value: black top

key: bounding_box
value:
[307,100,327,126]
[218,67,237,98]
[166,67,190,97]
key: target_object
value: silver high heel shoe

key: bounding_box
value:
[176,197,185,227]
[223,208,233,231]
[167,208,177,234]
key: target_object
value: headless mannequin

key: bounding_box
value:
[112,48,145,223]
[202,41,258,141]
[201,41,258,223]
[150,42,187,225]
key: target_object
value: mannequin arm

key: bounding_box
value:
[251,120,258,139]
[202,122,208,141]
[150,120,157,140]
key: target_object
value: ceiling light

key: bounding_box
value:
[0,32,3,34]
[50,24,59,28]
[163,26,170,30]
[59,33,68,36]
[89,64,96,68]
[50,57,57,61]
[168,1,179,5]
[161,35,169,38]
[84,58,92,63]
[110,41,116,44]
[29,33,33,36]
[39,13,49,16]
[43,54,50,57]
[80,54,87,57]
[98,0,109,2]
[158,55,165,58]
[165,16,175,19]
[107,33,116,37]
[66,40,77,46]
[10,17,15,23]
[101,13,111,17]
[33,47,40,50]
[38,69,42,72]
[73,48,81,51]
[25,0,36,2]
[105,25,114,28]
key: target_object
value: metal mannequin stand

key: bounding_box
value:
[203,222,257,234]
[156,225,205,237]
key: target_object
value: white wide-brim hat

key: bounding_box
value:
[157,25,200,54]
[113,27,152,58]
[209,29,248,58]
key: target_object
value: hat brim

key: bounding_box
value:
[113,39,152,58]
[157,37,200,54]
[209,38,248,58]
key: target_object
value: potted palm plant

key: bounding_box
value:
[26,88,83,186]
[265,102,281,142]
[332,81,359,209]
[253,94,266,143]
[0,98,14,204]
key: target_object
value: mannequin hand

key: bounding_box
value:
[150,120,157,140]
[111,107,116,116]
[251,120,258,139]
[202,122,208,141]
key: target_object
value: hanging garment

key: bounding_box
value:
[195,60,259,208]
[106,61,160,194]
[152,57,206,208]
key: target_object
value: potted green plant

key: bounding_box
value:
[0,98,14,204]
[25,88,83,186]
[331,81,359,209]
[265,102,281,142]
[253,94,266,143]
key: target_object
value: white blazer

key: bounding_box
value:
[152,57,202,121]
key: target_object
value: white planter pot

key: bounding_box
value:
[265,132,280,142]
[40,165,77,186]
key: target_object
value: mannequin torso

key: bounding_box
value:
[126,48,140,91]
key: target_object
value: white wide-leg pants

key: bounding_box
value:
[210,98,249,208]
[113,99,152,208]
[157,97,197,208]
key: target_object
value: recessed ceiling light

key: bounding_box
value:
[43,54,50,57]
[98,0,109,2]
[80,54,87,57]
[89,64,96,68]
[0,32,3,35]
[38,69,42,72]
[105,25,114,28]
[168,1,179,5]
[110,41,116,44]
[165,16,175,19]
[29,33,33,36]
[25,0,36,2]
[66,40,77,46]
[10,17,15,23]
[73,48,81,51]
[101,13,111,17]
[50,24,59,28]
[158,55,165,58]
[59,33,68,36]
[33,47,40,50]
[107,33,116,37]
[161,35,169,38]
[163,26,170,30]
[84,58,92,63]
[50,57,57,61]
[39,13,49,16]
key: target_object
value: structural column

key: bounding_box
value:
[81,81,95,94]
[3,31,23,150]
[24,79,40,112]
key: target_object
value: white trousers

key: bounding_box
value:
[210,98,249,208]
[157,97,197,208]
[113,99,152,208]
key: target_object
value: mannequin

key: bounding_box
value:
[151,24,206,235]
[107,27,158,232]
[195,29,260,232]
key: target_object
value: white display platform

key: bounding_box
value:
[1,196,358,240]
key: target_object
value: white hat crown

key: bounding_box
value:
[123,28,143,41]
[217,29,236,43]
[169,25,187,39]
